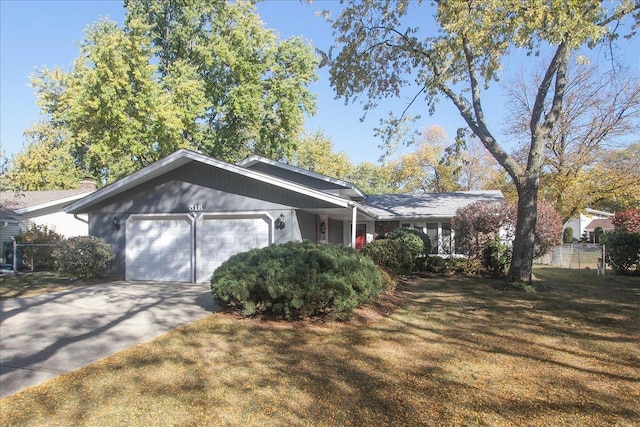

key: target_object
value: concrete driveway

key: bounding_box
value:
[0,281,216,398]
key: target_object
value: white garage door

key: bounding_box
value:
[196,216,270,283]
[126,216,193,282]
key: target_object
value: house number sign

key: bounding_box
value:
[189,204,204,212]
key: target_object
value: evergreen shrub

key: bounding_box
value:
[360,239,414,274]
[211,241,383,319]
[54,236,115,279]
[563,227,573,244]
[386,228,432,256]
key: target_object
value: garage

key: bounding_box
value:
[196,214,271,283]
[126,215,194,282]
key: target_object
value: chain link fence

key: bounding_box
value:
[535,244,606,272]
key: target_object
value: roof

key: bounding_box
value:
[238,155,366,200]
[1,188,95,215]
[64,149,369,215]
[0,207,21,223]
[584,208,615,218]
[363,191,505,220]
[584,218,615,232]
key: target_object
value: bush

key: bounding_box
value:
[211,241,383,319]
[54,236,115,279]
[449,257,483,275]
[14,224,63,270]
[563,227,573,244]
[361,239,414,274]
[420,255,449,274]
[386,227,432,256]
[604,231,640,274]
[482,239,510,276]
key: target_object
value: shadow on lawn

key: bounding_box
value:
[3,268,638,426]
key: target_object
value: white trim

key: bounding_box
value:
[15,191,95,215]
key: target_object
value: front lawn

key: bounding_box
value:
[0,271,106,299]
[1,267,638,426]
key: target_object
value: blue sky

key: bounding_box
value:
[1,1,638,166]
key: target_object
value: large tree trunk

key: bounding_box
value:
[508,174,539,283]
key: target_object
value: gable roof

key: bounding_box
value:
[584,218,615,232]
[64,149,369,215]
[363,191,505,220]
[238,155,366,200]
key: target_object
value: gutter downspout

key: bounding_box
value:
[73,214,89,224]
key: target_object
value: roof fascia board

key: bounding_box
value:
[238,155,367,199]
[65,149,355,213]
[15,192,95,215]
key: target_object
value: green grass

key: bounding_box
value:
[0,271,105,299]
[1,267,638,426]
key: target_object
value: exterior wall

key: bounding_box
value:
[296,210,317,242]
[21,212,89,238]
[328,218,343,245]
[245,163,345,192]
[0,223,20,263]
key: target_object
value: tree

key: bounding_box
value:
[452,199,562,264]
[348,161,399,195]
[391,125,462,193]
[1,122,83,191]
[326,0,640,282]
[125,0,318,162]
[28,0,319,184]
[290,130,354,179]
[505,62,640,222]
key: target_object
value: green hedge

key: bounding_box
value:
[361,239,415,274]
[54,236,115,279]
[211,241,383,319]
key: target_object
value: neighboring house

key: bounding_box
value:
[0,181,96,263]
[564,208,615,243]
[64,149,504,283]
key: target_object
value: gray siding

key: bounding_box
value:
[296,210,317,242]
[246,163,345,191]
[329,218,343,245]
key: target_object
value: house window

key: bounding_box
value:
[442,224,452,254]
[426,223,439,254]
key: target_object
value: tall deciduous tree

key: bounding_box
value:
[326,0,639,282]
[1,123,82,191]
[291,130,354,179]
[25,0,318,185]
[125,0,318,162]
[505,62,640,222]
[391,125,462,193]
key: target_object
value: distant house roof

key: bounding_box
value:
[0,207,21,224]
[584,218,615,232]
[362,190,505,220]
[1,182,96,216]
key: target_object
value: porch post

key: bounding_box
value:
[351,204,357,248]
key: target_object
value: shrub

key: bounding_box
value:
[361,239,414,274]
[386,227,432,256]
[13,224,63,270]
[211,241,383,319]
[449,257,483,275]
[54,236,115,279]
[604,231,640,274]
[482,239,510,276]
[420,255,449,274]
[563,227,573,244]
[452,199,562,261]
